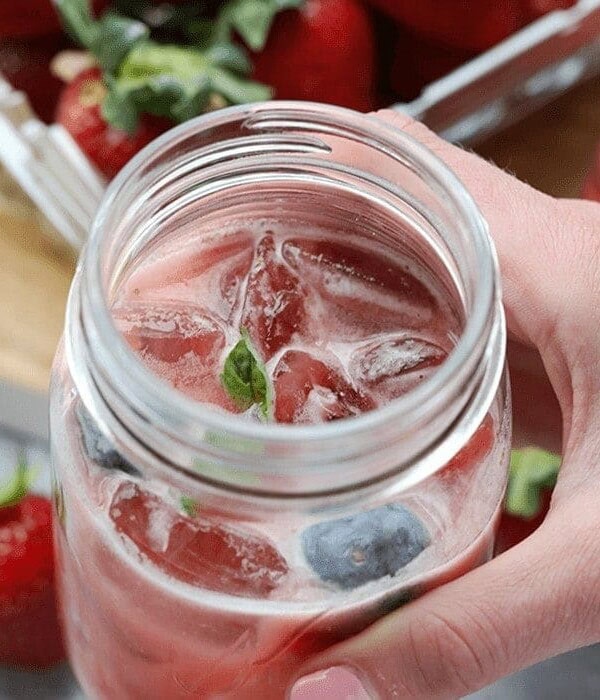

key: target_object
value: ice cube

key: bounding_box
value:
[273,350,374,424]
[351,336,447,400]
[114,302,225,364]
[241,235,313,360]
[113,302,242,412]
[282,237,441,339]
[110,483,289,597]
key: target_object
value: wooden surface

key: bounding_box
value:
[2,76,600,394]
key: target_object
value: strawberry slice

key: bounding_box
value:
[0,457,65,668]
[273,350,375,424]
[110,482,288,597]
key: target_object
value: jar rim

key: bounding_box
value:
[80,101,499,460]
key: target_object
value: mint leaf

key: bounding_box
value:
[55,0,99,48]
[0,454,35,509]
[103,41,271,132]
[180,496,198,518]
[505,448,561,519]
[55,0,148,73]
[212,0,304,52]
[92,12,149,73]
[221,329,271,418]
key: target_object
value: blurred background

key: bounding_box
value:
[1,1,600,697]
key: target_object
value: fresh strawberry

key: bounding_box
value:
[54,0,271,177]
[0,458,65,668]
[224,0,377,111]
[0,36,67,123]
[367,0,574,52]
[0,0,107,39]
[391,30,475,100]
[55,67,172,178]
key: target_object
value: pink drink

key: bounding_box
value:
[52,224,507,698]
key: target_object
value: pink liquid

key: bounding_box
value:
[54,225,506,698]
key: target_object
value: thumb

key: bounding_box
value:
[290,496,600,699]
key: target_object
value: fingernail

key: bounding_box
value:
[290,666,371,699]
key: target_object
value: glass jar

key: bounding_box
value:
[50,102,510,699]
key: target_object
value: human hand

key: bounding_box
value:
[291,111,600,699]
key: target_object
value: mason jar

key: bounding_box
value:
[50,102,510,699]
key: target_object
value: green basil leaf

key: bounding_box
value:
[504,448,561,519]
[55,0,100,48]
[91,12,149,73]
[213,0,304,52]
[221,329,271,418]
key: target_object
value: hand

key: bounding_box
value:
[291,111,600,699]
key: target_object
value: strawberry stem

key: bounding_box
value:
[0,454,35,509]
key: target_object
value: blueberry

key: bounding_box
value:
[302,504,430,590]
[76,404,140,476]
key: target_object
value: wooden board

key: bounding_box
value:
[2,75,600,393]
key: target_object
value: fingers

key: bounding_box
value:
[374,111,600,367]
[294,497,600,699]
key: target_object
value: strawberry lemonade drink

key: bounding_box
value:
[50,104,510,699]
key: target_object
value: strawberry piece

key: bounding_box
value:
[444,415,495,475]
[0,459,65,668]
[241,235,311,361]
[273,350,375,424]
[252,0,377,111]
[55,68,172,179]
[110,482,288,597]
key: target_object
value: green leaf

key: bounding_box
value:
[204,43,252,76]
[55,0,148,73]
[180,496,198,518]
[103,41,270,132]
[0,454,35,509]
[91,12,149,73]
[55,0,99,47]
[213,0,304,52]
[209,69,271,105]
[504,448,561,519]
[221,329,271,418]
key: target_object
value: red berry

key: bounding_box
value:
[0,36,66,123]
[0,461,64,668]
[252,0,377,112]
[0,0,108,39]
[55,68,172,179]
